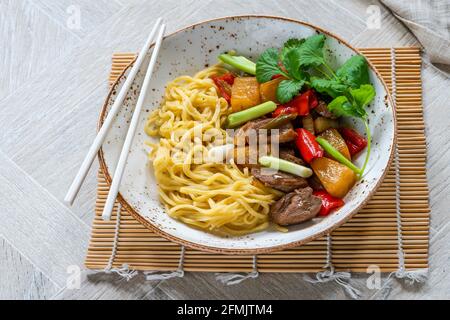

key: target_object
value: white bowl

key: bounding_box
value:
[99,15,395,254]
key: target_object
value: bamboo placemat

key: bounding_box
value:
[86,47,429,273]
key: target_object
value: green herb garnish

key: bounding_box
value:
[255,34,376,177]
[327,84,375,177]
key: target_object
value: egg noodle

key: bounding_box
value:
[145,66,281,236]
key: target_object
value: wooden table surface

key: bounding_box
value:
[0,0,448,300]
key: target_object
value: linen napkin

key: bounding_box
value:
[381,0,450,68]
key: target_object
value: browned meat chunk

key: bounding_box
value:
[274,122,297,143]
[270,187,322,226]
[234,118,271,144]
[234,119,297,144]
[279,146,295,157]
[307,175,324,191]
[251,167,308,193]
[278,147,306,166]
[315,100,337,119]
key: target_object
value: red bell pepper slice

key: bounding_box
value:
[295,128,324,163]
[294,92,310,116]
[287,89,319,116]
[339,127,368,156]
[272,89,319,117]
[308,89,319,109]
[271,74,283,80]
[211,73,235,103]
[272,105,298,117]
[313,190,345,216]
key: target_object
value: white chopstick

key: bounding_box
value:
[101,23,166,221]
[64,18,163,205]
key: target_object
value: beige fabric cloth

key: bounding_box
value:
[381,0,450,66]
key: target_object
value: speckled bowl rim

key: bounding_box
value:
[97,14,397,255]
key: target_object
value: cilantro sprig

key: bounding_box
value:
[327,84,375,176]
[255,34,376,177]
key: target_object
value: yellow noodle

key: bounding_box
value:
[145,65,280,236]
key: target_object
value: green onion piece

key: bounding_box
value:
[259,155,313,178]
[316,137,362,175]
[219,54,256,75]
[359,119,371,177]
[225,101,277,128]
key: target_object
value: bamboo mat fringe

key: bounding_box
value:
[216,256,259,285]
[87,204,138,281]
[85,47,430,298]
[303,235,362,299]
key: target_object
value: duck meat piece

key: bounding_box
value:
[279,146,296,157]
[270,187,322,226]
[234,119,297,144]
[274,122,297,143]
[315,100,337,119]
[307,174,325,191]
[278,147,306,166]
[234,118,272,144]
[251,167,308,193]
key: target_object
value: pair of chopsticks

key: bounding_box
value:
[65,18,166,221]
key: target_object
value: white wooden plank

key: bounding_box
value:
[0,236,60,299]
[0,0,80,99]
[0,151,90,287]
[422,82,450,233]
[107,0,367,40]
[53,273,169,300]
[30,0,124,38]
[422,61,450,109]
[350,12,419,47]
[8,86,106,223]
[333,0,387,22]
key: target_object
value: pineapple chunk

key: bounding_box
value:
[260,77,284,103]
[311,157,356,198]
[319,128,351,160]
[231,77,261,112]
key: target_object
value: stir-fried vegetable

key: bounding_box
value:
[253,35,375,178]
[272,104,297,117]
[274,89,319,117]
[288,90,309,116]
[313,190,345,216]
[219,53,256,75]
[230,77,261,112]
[316,137,361,175]
[211,73,235,103]
[311,157,356,198]
[327,84,374,176]
[339,127,368,157]
[213,34,377,212]
[302,114,315,134]
[295,89,318,115]
[318,129,351,160]
[295,128,324,164]
[259,156,313,178]
[260,77,285,103]
[314,117,339,134]
[225,101,277,128]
